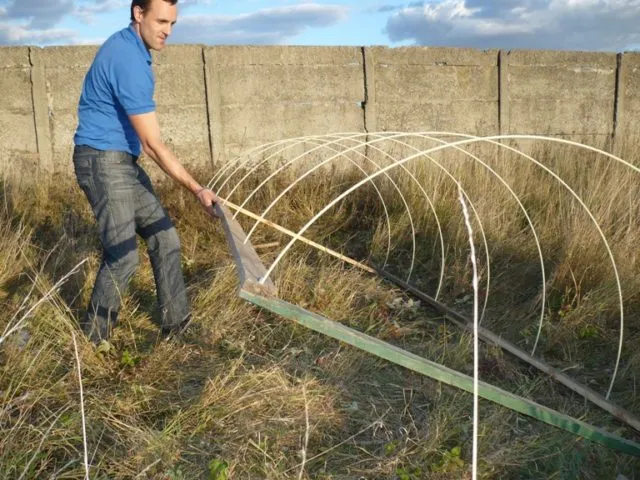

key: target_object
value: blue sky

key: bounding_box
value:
[0,0,639,51]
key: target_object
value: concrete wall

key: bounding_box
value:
[0,45,637,180]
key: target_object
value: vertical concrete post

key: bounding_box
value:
[29,47,53,175]
[498,49,510,135]
[362,47,377,133]
[203,48,225,168]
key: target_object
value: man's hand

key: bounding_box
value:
[196,188,219,219]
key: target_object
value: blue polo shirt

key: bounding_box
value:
[74,24,155,157]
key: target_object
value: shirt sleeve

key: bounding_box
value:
[111,55,156,116]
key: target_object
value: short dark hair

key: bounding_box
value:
[130,0,178,22]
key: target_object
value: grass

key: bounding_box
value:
[1,135,640,478]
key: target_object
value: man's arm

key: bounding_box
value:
[129,111,218,216]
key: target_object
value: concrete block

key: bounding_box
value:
[154,64,207,106]
[205,46,362,66]
[508,50,616,68]
[217,65,364,104]
[375,65,498,101]
[0,67,33,111]
[370,46,498,66]
[376,101,499,135]
[0,47,30,67]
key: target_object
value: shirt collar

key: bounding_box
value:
[126,23,152,65]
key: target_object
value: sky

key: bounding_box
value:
[0,0,639,51]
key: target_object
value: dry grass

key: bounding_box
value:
[1,137,640,479]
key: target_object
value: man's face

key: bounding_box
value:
[133,0,177,51]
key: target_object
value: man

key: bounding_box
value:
[73,0,217,343]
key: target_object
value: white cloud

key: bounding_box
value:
[74,0,128,24]
[74,0,213,24]
[384,0,640,50]
[0,22,77,44]
[171,3,350,44]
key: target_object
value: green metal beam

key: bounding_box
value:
[240,290,640,457]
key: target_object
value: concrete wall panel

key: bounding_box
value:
[0,47,38,179]
[369,47,499,135]
[30,47,97,172]
[617,52,640,143]
[506,50,617,135]
[152,47,210,167]
[205,46,365,161]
